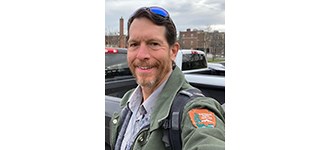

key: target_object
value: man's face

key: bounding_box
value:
[127,17,178,90]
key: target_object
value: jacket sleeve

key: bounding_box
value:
[181,97,225,150]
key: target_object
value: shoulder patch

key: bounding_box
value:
[188,108,216,128]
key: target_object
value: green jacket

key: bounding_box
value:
[110,66,225,150]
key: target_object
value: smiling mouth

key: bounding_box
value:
[138,66,152,70]
[136,66,155,73]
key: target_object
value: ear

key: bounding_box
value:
[170,42,180,61]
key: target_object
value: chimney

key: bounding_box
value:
[119,17,124,48]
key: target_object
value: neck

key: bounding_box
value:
[141,71,171,102]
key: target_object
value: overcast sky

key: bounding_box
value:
[105,0,225,35]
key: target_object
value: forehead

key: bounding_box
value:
[128,18,166,40]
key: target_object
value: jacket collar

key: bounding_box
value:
[149,66,190,132]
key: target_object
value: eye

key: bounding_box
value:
[129,42,138,48]
[150,42,159,46]
[149,42,161,49]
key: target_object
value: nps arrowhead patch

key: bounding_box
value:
[188,108,216,128]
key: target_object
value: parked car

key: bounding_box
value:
[105,47,131,78]
[105,48,137,98]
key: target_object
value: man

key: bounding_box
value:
[109,6,225,150]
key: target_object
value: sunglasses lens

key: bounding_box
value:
[149,7,169,18]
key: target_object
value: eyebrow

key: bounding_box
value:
[128,38,164,44]
[147,39,164,44]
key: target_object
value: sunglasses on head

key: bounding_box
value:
[144,6,170,18]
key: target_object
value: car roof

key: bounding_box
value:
[179,49,205,55]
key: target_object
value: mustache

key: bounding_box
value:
[132,60,159,68]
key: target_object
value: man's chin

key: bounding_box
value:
[137,79,156,89]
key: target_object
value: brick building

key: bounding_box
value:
[178,29,225,58]
[178,29,204,50]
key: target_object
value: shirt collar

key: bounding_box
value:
[127,72,171,115]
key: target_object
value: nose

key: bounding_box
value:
[136,43,150,60]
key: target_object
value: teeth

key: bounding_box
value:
[139,66,150,70]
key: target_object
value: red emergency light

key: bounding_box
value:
[105,48,118,54]
[191,51,198,54]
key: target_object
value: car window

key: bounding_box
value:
[105,53,131,78]
[182,53,207,71]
